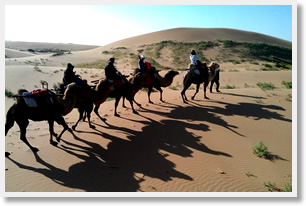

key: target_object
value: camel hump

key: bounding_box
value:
[18,89,28,95]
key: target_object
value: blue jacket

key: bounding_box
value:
[138,59,146,71]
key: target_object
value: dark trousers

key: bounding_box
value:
[210,79,220,92]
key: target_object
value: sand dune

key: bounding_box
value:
[5,41,100,52]
[103,28,292,49]
[4,28,292,194]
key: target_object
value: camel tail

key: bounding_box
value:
[5,104,16,136]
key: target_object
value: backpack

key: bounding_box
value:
[145,61,152,70]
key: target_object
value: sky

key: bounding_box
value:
[5,5,292,46]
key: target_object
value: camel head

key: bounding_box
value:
[208,62,220,69]
[165,70,179,79]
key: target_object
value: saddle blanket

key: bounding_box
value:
[23,90,54,107]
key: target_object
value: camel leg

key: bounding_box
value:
[210,81,214,93]
[155,87,164,102]
[55,115,72,142]
[5,105,15,136]
[17,119,39,153]
[82,111,87,121]
[132,96,142,107]
[203,81,209,99]
[86,107,95,129]
[128,97,139,114]
[147,87,154,104]
[48,120,58,146]
[191,84,200,100]
[114,96,121,117]
[72,108,83,131]
[122,96,126,108]
[94,105,106,122]
[181,82,191,103]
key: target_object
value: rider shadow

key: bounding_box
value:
[141,104,244,137]
[202,100,291,122]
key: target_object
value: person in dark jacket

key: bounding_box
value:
[138,54,146,71]
[62,63,81,86]
[104,57,122,80]
[210,68,221,93]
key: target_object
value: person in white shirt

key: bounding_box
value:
[189,50,200,75]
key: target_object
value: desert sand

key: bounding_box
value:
[4,28,292,193]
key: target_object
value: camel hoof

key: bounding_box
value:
[68,128,73,133]
[115,113,120,117]
[5,152,11,157]
[149,101,154,104]
[137,103,142,107]
[90,125,96,129]
[133,111,139,115]
[205,97,209,99]
[53,133,58,137]
[50,141,58,146]
[72,125,77,131]
[191,97,195,100]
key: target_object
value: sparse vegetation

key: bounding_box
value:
[264,182,283,192]
[229,69,240,72]
[286,94,292,102]
[34,65,42,72]
[227,59,240,64]
[169,85,178,90]
[51,50,66,56]
[75,60,109,69]
[256,82,275,90]
[245,172,256,178]
[5,88,14,97]
[252,141,270,158]
[222,85,236,89]
[281,81,292,89]
[260,67,280,71]
[264,182,292,192]
[283,184,292,192]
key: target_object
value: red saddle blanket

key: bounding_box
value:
[30,89,49,96]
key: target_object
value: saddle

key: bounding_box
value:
[23,82,54,107]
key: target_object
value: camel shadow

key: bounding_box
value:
[6,91,290,191]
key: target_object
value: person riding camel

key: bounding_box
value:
[62,63,82,87]
[189,50,200,76]
[138,54,157,82]
[105,57,125,89]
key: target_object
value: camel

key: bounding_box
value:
[69,80,98,130]
[128,68,179,103]
[181,61,220,103]
[91,72,144,120]
[5,83,86,154]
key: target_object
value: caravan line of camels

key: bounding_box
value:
[5,61,220,155]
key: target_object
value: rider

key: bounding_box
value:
[62,63,82,86]
[104,57,125,89]
[138,54,146,72]
[138,54,157,81]
[189,50,200,76]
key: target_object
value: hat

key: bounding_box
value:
[191,50,196,55]
[140,55,146,59]
[109,57,115,62]
[67,63,74,69]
